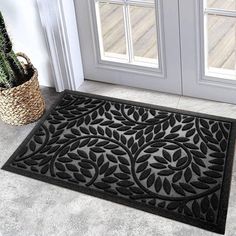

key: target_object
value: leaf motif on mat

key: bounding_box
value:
[9,92,232,229]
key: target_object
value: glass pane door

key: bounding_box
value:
[179,0,236,104]
[98,2,128,60]
[95,0,160,68]
[75,0,182,94]
[204,0,236,80]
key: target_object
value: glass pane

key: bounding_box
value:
[207,0,236,11]
[206,15,236,72]
[98,2,127,59]
[130,5,159,65]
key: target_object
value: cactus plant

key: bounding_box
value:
[0,11,26,88]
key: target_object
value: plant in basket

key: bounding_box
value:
[0,11,45,125]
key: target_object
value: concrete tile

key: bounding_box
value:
[78,80,181,108]
[177,96,236,119]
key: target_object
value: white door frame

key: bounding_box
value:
[36,0,84,92]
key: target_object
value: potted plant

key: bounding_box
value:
[0,12,45,125]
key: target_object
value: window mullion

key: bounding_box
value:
[204,9,236,18]
[123,3,134,63]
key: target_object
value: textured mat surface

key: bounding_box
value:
[2,91,236,234]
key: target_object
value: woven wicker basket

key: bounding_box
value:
[0,52,45,125]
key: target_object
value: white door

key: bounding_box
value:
[179,0,236,104]
[75,0,236,104]
[75,0,182,94]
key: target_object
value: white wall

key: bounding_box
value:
[0,0,54,87]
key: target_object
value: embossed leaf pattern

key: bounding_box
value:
[8,92,232,227]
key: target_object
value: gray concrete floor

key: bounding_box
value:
[1,80,236,236]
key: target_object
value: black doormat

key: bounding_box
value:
[2,91,236,234]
